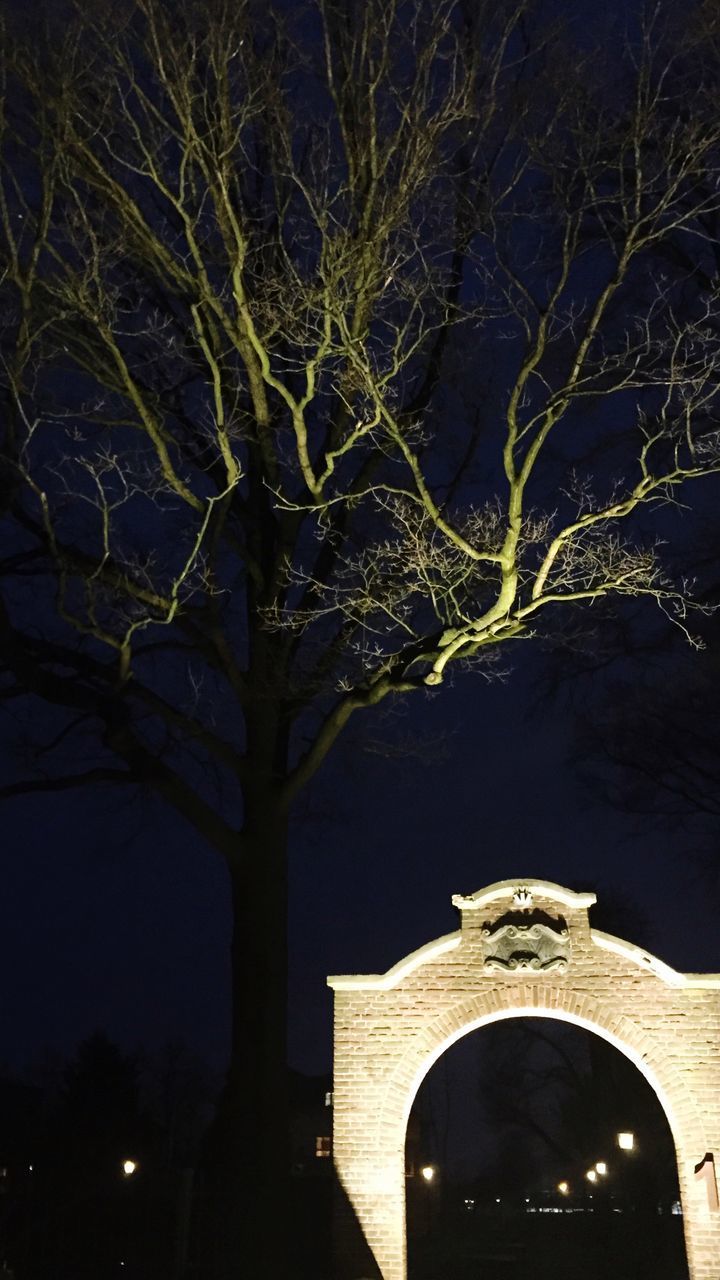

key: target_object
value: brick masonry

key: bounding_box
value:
[328,879,720,1280]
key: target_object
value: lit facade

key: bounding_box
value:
[328,879,720,1280]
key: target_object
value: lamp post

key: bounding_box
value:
[120,1159,140,1272]
[418,1165,439,1239]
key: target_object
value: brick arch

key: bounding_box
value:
[393,991,706,1147]
[329,880,720,1280]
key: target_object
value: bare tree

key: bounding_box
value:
[2,0,720,1273]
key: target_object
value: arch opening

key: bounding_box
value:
[402,1007,686,1146]
[405,1013,689,1280]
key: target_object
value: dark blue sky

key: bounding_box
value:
[2,0,716,1090]
[1,649,715,1079]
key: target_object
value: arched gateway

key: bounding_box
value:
[328,880,720,1280]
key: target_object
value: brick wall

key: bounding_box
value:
[328,879,720,1280]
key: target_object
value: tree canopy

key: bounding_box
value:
[2,0,720,821]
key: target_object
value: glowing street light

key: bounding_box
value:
[617,1131,635,1152]
[595,1161,608,1176]
[586,1169,598,1183]
[557,1181,570,1196]
[122,1159,138,1177]
[420,1165,436,1183]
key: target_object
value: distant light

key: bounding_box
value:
[495,1197,501,1203]
[557,1181,570,1195]
[420,1165,435,1183]
[28,1165,33,1173]
[586,1169,598,1183]
[464,1198,475,1210]
[617,1132,634,1151]
[122,1160,138,1177]
[596,1162,608,1176]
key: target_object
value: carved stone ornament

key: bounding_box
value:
[481,909,570,973]
[513,886,533,907]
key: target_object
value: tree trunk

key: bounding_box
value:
[197,794,289,1280]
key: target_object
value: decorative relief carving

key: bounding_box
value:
[481,908,570,973]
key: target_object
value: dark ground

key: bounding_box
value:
[408,1206,689,1280]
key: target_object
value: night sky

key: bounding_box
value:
[2,642,716,1082]
[1,0,717,1152]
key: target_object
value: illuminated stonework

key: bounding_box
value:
[481,907,570,972]
[328,878,720,1280]
[513,886,533,907]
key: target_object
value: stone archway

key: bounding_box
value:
[328,880,720,1280]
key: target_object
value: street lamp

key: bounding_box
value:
[617,1132,635,1152]
[420,1165,436,1183]
[122,1159,138,1177]
[586,1169,598,1183]
[595,1161,608,1176]
[557,1181,570,1196]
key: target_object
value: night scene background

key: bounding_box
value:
[2,0,720,1277]
[2,634,716,1279]
[5,656,719,1077]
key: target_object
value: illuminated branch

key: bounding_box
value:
[1,0,720,834]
